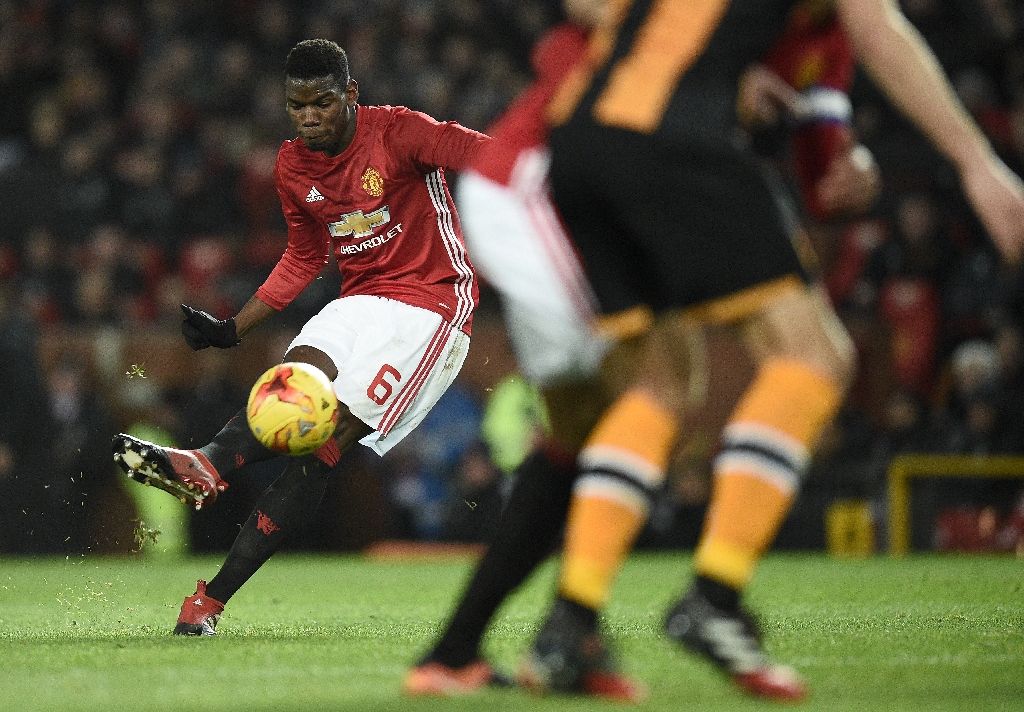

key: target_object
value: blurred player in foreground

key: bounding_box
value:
[112,39,488,634]
[521,0,1024,703]
[406,0,880,700]
[404,1,618,696]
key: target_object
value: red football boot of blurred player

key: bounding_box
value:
[403,659,511,697]
[518,600,647,704]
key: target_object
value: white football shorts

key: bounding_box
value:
[288,295,470,456]
[457,153,609,386]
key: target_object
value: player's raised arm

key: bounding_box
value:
[836,0,1024,262]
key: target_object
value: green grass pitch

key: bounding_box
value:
[0,553,1021,711]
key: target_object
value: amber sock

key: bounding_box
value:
[695,359,842,590]
[558,389,678,609]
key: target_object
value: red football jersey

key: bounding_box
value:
[471,22,588,186]
[256,104,488,334]
[762,5,857,220]
[762,5,853,94]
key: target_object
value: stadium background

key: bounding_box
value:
[0,0,1022,557]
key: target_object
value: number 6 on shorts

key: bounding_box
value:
[286,295,471,456]
[367,364,402,405]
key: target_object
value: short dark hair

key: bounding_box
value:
[285,39,349,83]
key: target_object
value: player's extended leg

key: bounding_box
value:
[664,285,854,701]
[112,346,343,508]
[175,405,370,635]
[183,299,471,636]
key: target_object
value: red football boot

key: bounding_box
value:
[403,660,510,696]
[578,668,647,703]
[174,580,225,636]
[112,433,227,509]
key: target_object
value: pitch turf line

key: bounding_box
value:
[0,553,1021,711]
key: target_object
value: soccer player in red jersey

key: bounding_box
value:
[112,39,488,635]
[744,2,880,220]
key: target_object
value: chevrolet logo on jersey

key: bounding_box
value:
[328,206,391,239]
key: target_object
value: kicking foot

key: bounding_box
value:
[112,434,227,509]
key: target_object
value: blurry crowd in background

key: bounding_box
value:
[1,0,1023,556]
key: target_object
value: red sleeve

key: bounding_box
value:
[254,161,329,310]
[763,8,856,220]
[531,23,589,86]
[763,9,853,93]
[385,107,490,173]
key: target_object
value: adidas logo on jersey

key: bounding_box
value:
[305,186,324,202]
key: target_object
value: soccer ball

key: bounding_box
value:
[246,362,339,455]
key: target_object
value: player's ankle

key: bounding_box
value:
[553,594,599,630]
[694,574,741,612]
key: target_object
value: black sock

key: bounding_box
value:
[198,408,275,476]
[425,447,577,667]
[205,456,332,603]
[694,574,741,612]
[551,595,599,630]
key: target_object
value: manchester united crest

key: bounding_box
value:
[361,167,384,197]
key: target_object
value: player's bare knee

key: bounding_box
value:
[768,331,856,392]
[829,327,858,392]
[801,312,857,391]
[623,317,700,418]
[284,345,339,381]
[749,286,856,390]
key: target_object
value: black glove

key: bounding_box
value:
[180,304,240,350]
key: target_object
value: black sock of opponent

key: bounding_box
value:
[425,447,577,668]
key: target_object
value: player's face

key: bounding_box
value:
[286,76,358,155]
